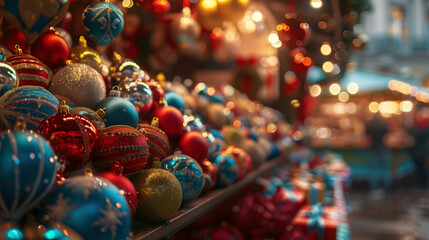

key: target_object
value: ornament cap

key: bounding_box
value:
[58,100,70,114]
[96,108,106,118]
[14,117,27,130]
[152,158,161,169]
[65,59,73,65]
[151,117,160,127]
[109,86,121,97]
[159,97,167,106]
[112,161,124,175]
[14,45,23,54]
[79,36,87,47]
[113,51,122,64]
[84,168,93,176]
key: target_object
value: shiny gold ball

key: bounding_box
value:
[70,36,108,77]
[133,168,182,223]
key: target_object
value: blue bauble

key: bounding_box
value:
[93,96,138,128]
[0,130,58,221]
[165,92,185,114]
[0,86,59,130]
[210,94,225,104]
[183,114,205,132]
[39,175,131,240]
[161,154,204,205]
[212,153,238,187]
[82,2,124,46]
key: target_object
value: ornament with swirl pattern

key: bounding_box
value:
[82,1,124,46]
[161,154,205,205]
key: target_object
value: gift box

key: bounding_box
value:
[291,176,325,205]
[292,203,338,240]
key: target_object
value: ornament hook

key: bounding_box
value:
[14,117,27,130]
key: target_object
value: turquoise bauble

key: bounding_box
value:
[0,129,58,221]
[161,154,205,205]
[212,153,238,187]
[165,91,185,114]
[93,89,139,128]
[0,86,59,130]
[82,2,124,46]
[39,175,131,240]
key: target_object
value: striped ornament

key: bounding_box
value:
[0,86,59,130]
[91,125,150,178]
[138,123,170,166]
[0,129,58,221]
[6,54,52,88]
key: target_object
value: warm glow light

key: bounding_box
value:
[201,0,217,10]
[316,128,331,138]
[346,103,357,113]
[323,61,334,73]
[310,0,323,9]
[303,57,312,66]
[291,99,300,108]
[238,0,249,5]
[252,10,263,22]
[338,92,349,102]
[329,83,341,95]
[379,101,399,114]
[207,87,216,96]
[320,43,331,55]
[309,84,322,97]
[122,0,133,8]
[223,85,235,97]
[346,62,356,71]
[399,101,413,112]
[272,41,282,48]
[294,53,305,63]
[347,82,359,94]
[369,102,379,113]
[268,32,279,44]
[217,0,230,3]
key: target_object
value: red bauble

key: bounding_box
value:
[38,105,98,172]
[200,159,217,190]
[147,80,165,111]
[152,0,171,15]
[98,164,138,217]
[153,106,184,139]
[211,225,245,240]
[222,146,253,180]
[91,125,150,178]
[32,30,70,70]
[179,131,209,163]
[277,13,311,49]
[137,120,170,166]
[1,28,30,54]
[6,51,52,88]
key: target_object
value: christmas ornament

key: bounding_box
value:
[118,76,153,116]
[0,124,58,221]
[94,87,139,128]
[54,27,73,48]
[206,103,228,130]
[137,118,170,165]
[109,52,148,87]
[98,163,138,217]
[0,62,19,89]
[49,63,106,109]
[239,139,266,168]
[179,131,209,163]
[153,106,184,139]
[203,131,220,155]
[1,28,30,54]
[146,80,165,112]
[200,159,217,190]
[37,101,98,173]
[91,125,150,178]
[39,174,131,240]
[222,126,246,146]
[40,225,84,240]
[183,114,205,132]
[170,7,201,46]
[70,107,106,130]
[277,13,311,49]
[132,168,182,222]
[32,29,70,70]
[0,0,70,44]
[6,46,52,88]
[70,36,108,77]
[0,45,13,61]
[222,146,253,180]
[212,153,238,187]
[82,1,124,46]
[161,154,204,205]
[151,0,171,15]
[165,91,185,114]
[0,86,59,130]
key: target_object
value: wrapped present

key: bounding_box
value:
[292,176,325,205]
[292,203,338,240]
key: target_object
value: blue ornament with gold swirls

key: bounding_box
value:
[212,153,238,187]
[161,154,205,205]
[0,128,59,222]
[39,175,131,240]
[82,1,124,46]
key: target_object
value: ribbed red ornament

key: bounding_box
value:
[137,119,170,166]
[32,29,70,70]
[6,47,52,88]
[222,146,253,180]
[153,106,184,139]
[91,125,150,178]
[179,131,209,163]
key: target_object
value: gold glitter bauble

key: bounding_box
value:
[133,168,182,223]
[49,63,106,109]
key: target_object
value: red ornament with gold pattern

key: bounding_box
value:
[91,125,150,178]
[222,145,253,180]
[6,45,52,88]
[137,117,170,167]
[37,101,98,173]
